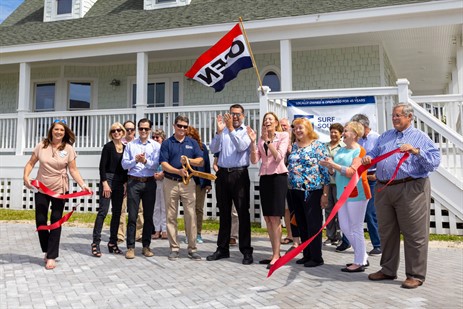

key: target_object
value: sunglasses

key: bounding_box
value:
[231,112,242,117]
[138,127,151,132]
[110,128,123,134]
[53,119,67,124]
[176,124,188,129]
[125,128,135,132]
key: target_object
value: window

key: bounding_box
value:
[131,79,180,108]
[157,0,175,2]
[262,71,281,92]
[57,0,72,15]
[145,0,191,10]
[35,83,55,112]
[69,82,91,109]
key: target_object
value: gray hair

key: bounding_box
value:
[350,114,370,128]
[394,102,414,117]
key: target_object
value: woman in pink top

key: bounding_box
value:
[23,120,91,270]
[248,112,289,268]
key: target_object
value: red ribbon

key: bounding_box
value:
[267,148,409,277]
[31,180,92,231]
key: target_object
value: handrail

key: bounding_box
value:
[267,87,398,100]
[408,98,463,149]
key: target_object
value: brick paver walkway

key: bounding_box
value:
[1,222,462,308]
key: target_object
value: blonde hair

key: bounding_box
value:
[345,121,364,141]
[262,112,282,132]
[108,122,126,140]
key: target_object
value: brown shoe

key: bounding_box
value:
[368,270,397,281]
[142,247,154,257]
[401,278,423,289]
[229,238,237,246]
[125,248,135,259]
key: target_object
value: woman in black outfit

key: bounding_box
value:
[91,122,128,257]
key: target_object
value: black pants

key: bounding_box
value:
[35,192,66,259]
[92,174,125,245]
[290,189,323,263]
[126,178,156,249]
[215,168,253,255]
[286,190,299,238]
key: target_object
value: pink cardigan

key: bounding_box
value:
[251,131,289,176]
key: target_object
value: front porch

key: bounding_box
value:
[0,81,462,235]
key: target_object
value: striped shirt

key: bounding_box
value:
[367,125,440,180]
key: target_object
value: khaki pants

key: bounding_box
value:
[118,197,144,242]
[164,178,197,253]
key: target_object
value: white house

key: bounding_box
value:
[0,0,462,234]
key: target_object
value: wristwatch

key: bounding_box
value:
[266,140,271,144]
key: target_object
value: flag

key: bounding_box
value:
[185,23,253,92]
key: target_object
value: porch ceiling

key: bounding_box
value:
[13,24,461,96]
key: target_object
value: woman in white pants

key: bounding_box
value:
[152,129,167,239]
[321,121,371,272]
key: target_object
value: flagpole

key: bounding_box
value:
[239,17,265,96]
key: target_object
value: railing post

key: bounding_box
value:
[16,62,31,155]
[258,86,270,116]
[135,52,148,122]
[396,78,411,103]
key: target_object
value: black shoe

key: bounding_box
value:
[206,250,230,261]
[242,253,253,265]
[368,248,382,256]
[259,259,272,265]
[341,265,365,272]
[335,242,351,252]
[346,260,369,267]
[266,263,274,270]
[296,256,311,264]
[304,260,324,267]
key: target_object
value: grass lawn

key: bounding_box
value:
[1,209,462,242]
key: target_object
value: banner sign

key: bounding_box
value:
[287,96,377,142]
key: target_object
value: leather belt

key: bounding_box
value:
[128,175,154,182]
[164,173,183,182]
[377,176,417,186]
[218,166,248,172]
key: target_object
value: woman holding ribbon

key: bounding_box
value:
[248,112,289,268]
[91,122,128,257]
[287,117,330,268]
[23,120,91,270]
[320,121,371,272]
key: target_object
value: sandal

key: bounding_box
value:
[152,232,161,240]
[161,232,168,239]
[108,243,123,254]
[45,259,56,270]
[281,237,293,245]
[91,243,102,257]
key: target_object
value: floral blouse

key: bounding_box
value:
[288,140,330,192]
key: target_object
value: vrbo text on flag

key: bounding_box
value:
[185,23,255,92]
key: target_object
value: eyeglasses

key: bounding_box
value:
[391,113,406,118]
[110,128,123,134]
[176,124,188,129]
[231,112,242,117]
[124,128,135,132]
[53,119,67,124]
[152,135,161,139]
[138,127,151,132]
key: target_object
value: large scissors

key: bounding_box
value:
[181,155,217,185]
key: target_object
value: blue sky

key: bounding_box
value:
[0,0,24,23]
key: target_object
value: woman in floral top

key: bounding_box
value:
[287,117,330,268]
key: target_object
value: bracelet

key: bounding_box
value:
[340,166,347,176]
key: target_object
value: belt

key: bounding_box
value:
[128,175,154,182]
[377,176,417,186]
[164,174,183,182]
[218,166,248,172]
[367,171,376,175]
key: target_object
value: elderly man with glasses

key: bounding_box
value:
[122,118,161,259]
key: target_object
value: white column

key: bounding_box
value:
[396,78,410,104]
[456,46,463,94]
[280,40,292,91]
[16,62,31,155]
[136,52,148,122]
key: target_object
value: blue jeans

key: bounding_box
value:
[365,180,381,248]
[126,178,156,249]
[343,180,381,248]
[92,173,124,245]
